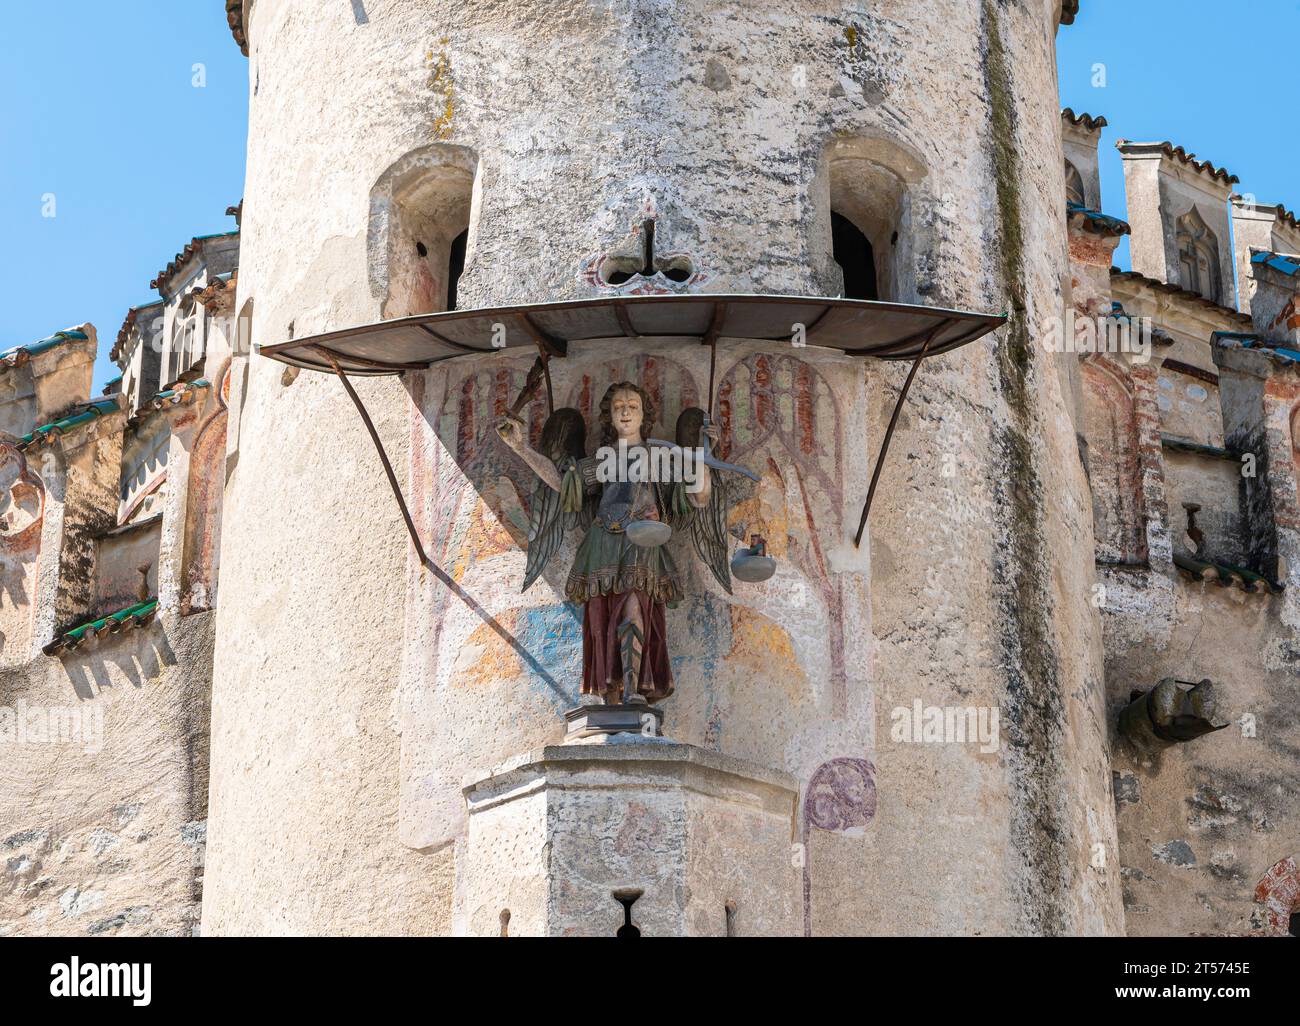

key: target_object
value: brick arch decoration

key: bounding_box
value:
[1290,404,1300,469]
[566,354,702,452]
[1081,355,1146,564]
[720,351,846,707]
[1254,855,1299,935]
[180,363,230,613]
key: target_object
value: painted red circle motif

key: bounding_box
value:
[805,757,877,833]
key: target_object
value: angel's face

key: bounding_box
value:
[609,389,644,443]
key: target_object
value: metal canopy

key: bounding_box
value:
[258,293,1006,376]
[265,292,1006,557]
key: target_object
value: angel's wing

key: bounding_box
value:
[522,477,565,591]
[690,468,733,594]
[676,407,733,594]
[521,407,589,593]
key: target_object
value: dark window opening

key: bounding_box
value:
[1289,914,1299,938]
[447,229,468,310]
[612,887,642,938]
[832,211,877,301]
[416,240,428,258]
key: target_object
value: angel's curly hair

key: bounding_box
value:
[597,381,656,448]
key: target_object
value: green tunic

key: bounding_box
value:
[562,449,686,607]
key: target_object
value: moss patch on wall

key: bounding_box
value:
[982,0,1071,935]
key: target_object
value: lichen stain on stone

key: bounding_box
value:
[427,42,454,141]
[982,0,1071,935]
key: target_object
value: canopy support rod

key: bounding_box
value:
[702,302,726,419]
[315,346,430,565]
[539,352,554,414]
[313,345,567,700]
[852,326,942,549]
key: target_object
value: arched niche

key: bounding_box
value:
[234,296,255,357]
[367,144,480,319]
[812,134,928,304]
[1175,206,1222,303]
[182,393,229,614]
[1065,160,1086,207]
[1080,356,1146,564]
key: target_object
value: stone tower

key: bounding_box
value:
[204,0,1122,935]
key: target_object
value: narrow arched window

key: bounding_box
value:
[368,144,478,319]
[447,228,468,310]
[1065,160,1086,207]
[1176,207,1221,303]
[822,135,924,302]
[831,211,878,301]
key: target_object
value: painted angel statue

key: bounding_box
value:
[497,381,742,706]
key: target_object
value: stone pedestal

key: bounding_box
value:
[562,702,664,741]
[456,739,801,937]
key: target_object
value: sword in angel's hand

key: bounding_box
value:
[697,412,759,483]
[647,412,759,482]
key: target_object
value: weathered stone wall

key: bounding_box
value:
[0,613,213,937]
[94,519,161,615]
[0,335,97,440]
[205,0,1121,935]
[1107,585,1299,936]
[1074,156,1300,935]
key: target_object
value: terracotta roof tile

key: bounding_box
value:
[226,0,247,56]
[1213,331,1300,372]
[1109,267,1252,325]
[191,269,238,314]
[1174,552,1282,595]
[151,230,239,294]
[1061,107,1106,132]
[1250,250,1300,277]
[44,598,159,656]
[1067,202,1130,236]
[126,379,211,430]
[111,301,164,365]
[18,397,121,450]
[1232,195,1300,232]
[1116,140,1239,186]
[0,329,91,376]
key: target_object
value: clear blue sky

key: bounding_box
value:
[3,2,1296,392]
[1,2,248,391]
[1058,0,1300,271]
